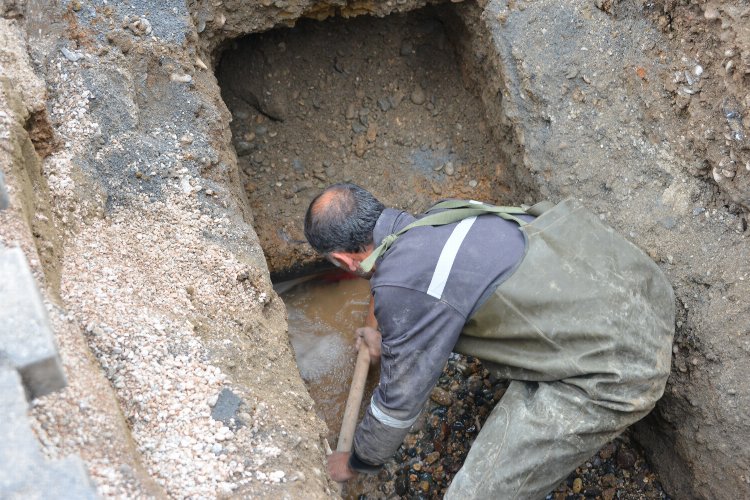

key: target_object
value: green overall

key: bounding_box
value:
[365,198,675,499]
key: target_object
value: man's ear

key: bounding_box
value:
[329,251,359,272]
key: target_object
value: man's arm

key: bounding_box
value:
[349,286,467,470]
[355,294,381,365]
[327,294,382,481]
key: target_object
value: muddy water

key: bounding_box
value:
[279,273,376,443]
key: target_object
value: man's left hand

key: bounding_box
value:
[327,451,357,482]
[355,326,382,366]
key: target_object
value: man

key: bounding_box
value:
[304,183,674,499]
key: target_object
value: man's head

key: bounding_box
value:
[304,183,384,277]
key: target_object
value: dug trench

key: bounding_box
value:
[217,6,671,499]
[9,0,747,497]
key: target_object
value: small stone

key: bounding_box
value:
[704,4,720,20]
[211,443,223,454]
[616,447,637,469]
[601,473,617,488]
[289,471,306,482]
[430,387,453,406]
[170,73,192,83]
[377,98,391,112]
[444,162,455,176]
[602,487,617,500]
[366,123,378,143]
[599,442,617,460]
[235,141,254,156]
[468,180,478,188]
[60,47,84,62]
[572,477,583,494]
[195,57,208,70]
[354,135,367,157]
[269,470,285,482]
[411,86,426,105]
[425,451,440,464]
[125,16,152,36]
[345,103,357,120]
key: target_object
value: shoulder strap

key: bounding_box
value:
[360,200,529,272]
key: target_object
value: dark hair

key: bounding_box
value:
[304,183,385,254]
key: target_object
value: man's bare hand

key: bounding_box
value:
[327,451,357,482]
[355,326,381,366]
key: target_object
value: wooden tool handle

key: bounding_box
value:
[336,343,371,452]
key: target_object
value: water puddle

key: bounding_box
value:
[278,272,376,442]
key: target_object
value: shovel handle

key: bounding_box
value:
[336,342,371,452]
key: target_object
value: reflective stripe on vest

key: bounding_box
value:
[370,397,419,429]
[426,216,477,299]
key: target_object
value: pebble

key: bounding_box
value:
[704,4,720,19]
[430,387,453,406]
[235,141,254,156]
[170,73,192,83]
[207,393,219,407]
[195,57,208,70]
[125,16,152,36]
[468,180,478,188]
[377,97,391,112]
[345,103,357,120]
[410,86,426,105]
[444,162,455,176]
[61,47,84,62]
[616,447,637,469]
[572,477,583,493]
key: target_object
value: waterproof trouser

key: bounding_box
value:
[445,199,675,499]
